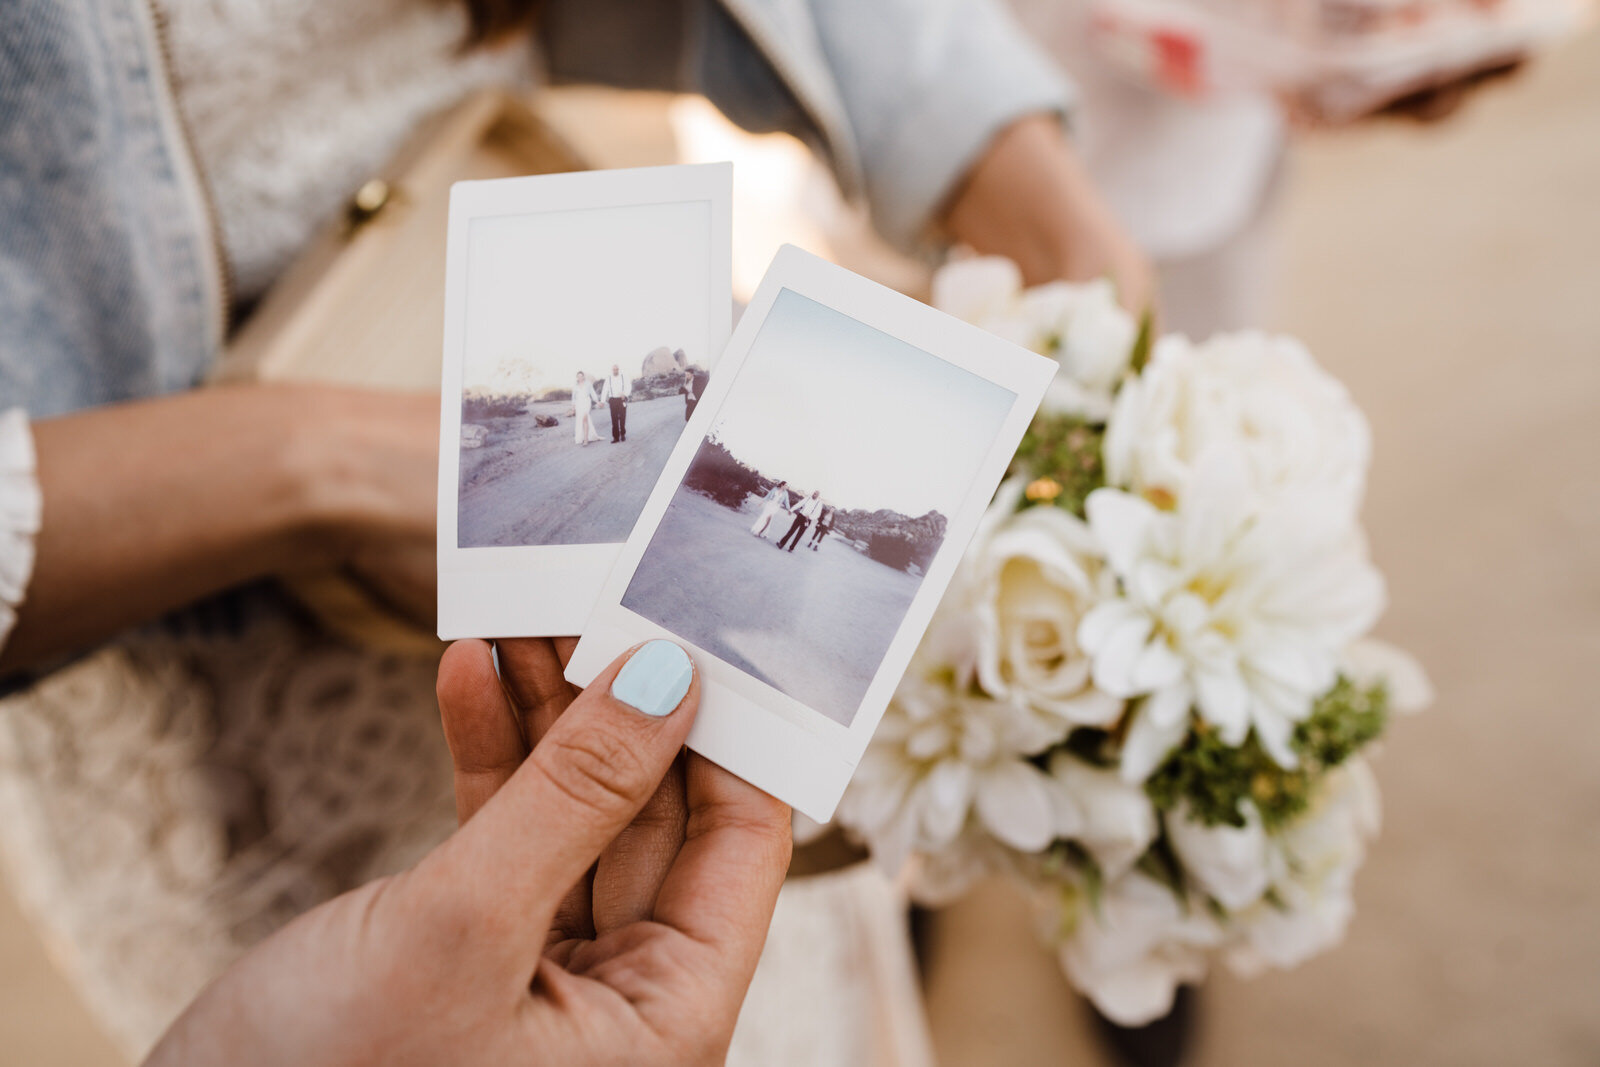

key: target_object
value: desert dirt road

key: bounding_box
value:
[622,491,924,725]
[457,395,688,547]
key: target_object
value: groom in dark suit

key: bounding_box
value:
[602,363,630,443]
[778,491,823,552]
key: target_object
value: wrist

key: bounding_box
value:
[274,385,439,571]
[274,387,386,568]
[942,113,1154,310]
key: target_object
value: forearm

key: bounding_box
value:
[940,113,1154,309]
[1,385,427,673]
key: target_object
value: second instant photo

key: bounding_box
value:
[566,246,1055,821]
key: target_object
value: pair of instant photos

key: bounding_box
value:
[437,164,1053,821]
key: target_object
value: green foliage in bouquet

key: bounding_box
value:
[1128,308,1155,373]
[1143,678,1390,832]
[1009,413,1105,518]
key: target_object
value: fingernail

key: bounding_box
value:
[610,640,693,717]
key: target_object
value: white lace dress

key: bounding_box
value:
[0,1,929,1062]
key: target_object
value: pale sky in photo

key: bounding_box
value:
[461,200,712,394]
[707,289,1016,517]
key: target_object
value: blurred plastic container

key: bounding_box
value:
[1089,0,1592,118]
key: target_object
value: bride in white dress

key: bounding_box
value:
[573,371,602,446]
[751,480,791,537]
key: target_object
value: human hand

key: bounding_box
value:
[1376,57,1527,122]
[1286,57,1527,126]
[145,639,792,1067]
[942,113,1157,316]
[287,386,440,627]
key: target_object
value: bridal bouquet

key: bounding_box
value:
[834,258,1433,1025]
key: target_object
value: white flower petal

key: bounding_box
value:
[920,760,975,845]
[1090,613,1157,697]
[1253,706,1299,769]
[1047,776,1087,840]
[974,760,1058,852]
[1049,753,1158,879]
[1120,698,1191,783]
[1166,802,1271,910]
[1042,370,1116,421]
[1078,600,1140,656]
[1193,667,1251,741]
[1080,962,1188,1028]
[1131,638,1186,692]
[1341,638,1433,714]
[1143,680,1193,728]
[1043,687,1125,728]
[905,720,951,761]
[931,256,1022,323]
[1085,489,1158,578]
[1055,871,1219,1026]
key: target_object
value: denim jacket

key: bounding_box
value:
[0,0,1068,418]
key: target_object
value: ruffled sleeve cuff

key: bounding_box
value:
[0,409,43,653]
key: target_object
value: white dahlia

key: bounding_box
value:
[1077,449,1386,777]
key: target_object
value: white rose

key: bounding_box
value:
[1050,871,1221,1026]
[1078,449,1387,776]
[961,499,1124,728]
[1045,751,1158,880]
[1224,758,1382,975]
[1165,801,1271,911]
[932,257,1138,420]
[1104,331,1371,523]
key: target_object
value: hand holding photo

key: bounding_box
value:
[565,246,1056,822]
[437,164,731,638]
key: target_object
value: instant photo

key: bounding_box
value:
[566,247,1055,821]
[621,289,1013,726]
[437,164,732,638]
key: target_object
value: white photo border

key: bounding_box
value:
[437,163,732,639]
[565,245,1056,822]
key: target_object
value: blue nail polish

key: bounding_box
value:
[610,640,693,717]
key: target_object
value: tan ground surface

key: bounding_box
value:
[4,30,1597,1067]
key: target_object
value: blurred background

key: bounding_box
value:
[4,17,1597,1067]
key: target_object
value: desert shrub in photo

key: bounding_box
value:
[462,393,530,421]
[683,438,768,510]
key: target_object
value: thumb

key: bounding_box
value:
[442,640,699,966]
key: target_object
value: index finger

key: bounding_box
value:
[437,641,700,970]
[650,754,791,992]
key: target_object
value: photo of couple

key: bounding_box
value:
[451,199,715,548]
[749,483,836,552]
[571,364,632,446]
[621,289,1017,726]
[572,362,709,445]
